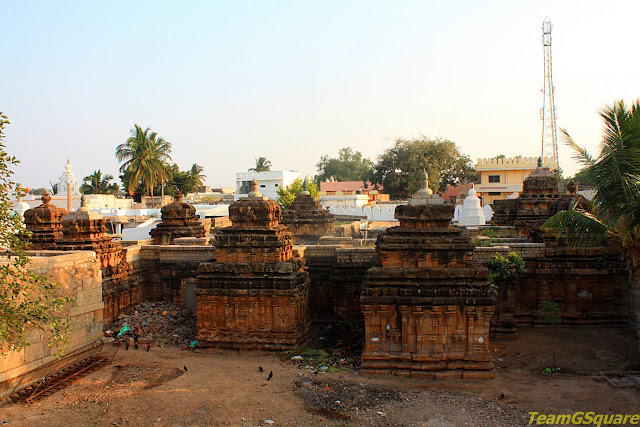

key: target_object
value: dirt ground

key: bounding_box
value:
[2,327,639,426]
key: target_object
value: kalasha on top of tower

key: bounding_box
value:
[228,179,282,228]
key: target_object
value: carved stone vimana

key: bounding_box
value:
[360,171,495,378]
[23,192,68,249]
[150,191,205,244]
[195,180,311,350]
[281,180,333,243]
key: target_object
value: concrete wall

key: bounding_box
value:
[0,251,104,399]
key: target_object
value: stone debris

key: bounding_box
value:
[107,301,196,347]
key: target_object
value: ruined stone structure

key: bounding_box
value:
[281,181,334,243]
[361,171,495,378]
[23,192,68,250]
[150,191,205,244]
[195,180,310,349]
[55,196,139,324]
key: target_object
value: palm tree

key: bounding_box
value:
[81,170,116,194]
[543,99,640,263]
[49,181,59,195]
[115,124,172,205]
[189,164,206,189]
[249,157,271,172]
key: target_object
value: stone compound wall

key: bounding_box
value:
[473,244,629,331]
[140,245,216,308]
[304,245,378,323]
[0,251,103,399]
[102,245,145,325]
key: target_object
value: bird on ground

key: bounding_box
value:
[259,366,264,373]
[146,345,151,352]
[267,371,273,381]
[183,366,188,372]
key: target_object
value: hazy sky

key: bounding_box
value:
[2,1,639,189]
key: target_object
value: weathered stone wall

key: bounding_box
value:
[473,244,629,334]
[0,251,103,399]
[304,245,377,323]
[102,245,145,325]
[140,245,216,306]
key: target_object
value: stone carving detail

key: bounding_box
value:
[281,180,334,243]
[23,192,68,249]
[196,180,311,349]
[360,175,495,378]
[150,191,205,244]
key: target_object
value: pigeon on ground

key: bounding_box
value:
[267,371,273,381]
[259,366,264,373]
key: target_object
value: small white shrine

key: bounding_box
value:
[12,183,30,218]
[458,188,486,226]
[58,159,80,195]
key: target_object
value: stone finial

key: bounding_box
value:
[537,157,543,168]
[301,179,310,196]
[416,169,433,196]
[174,190,183,202]
[248,179,262,198]
[42,192,52,205]
[78,194,90,212]
[567,179,577,194]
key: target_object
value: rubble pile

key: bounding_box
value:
[107,301,197,347]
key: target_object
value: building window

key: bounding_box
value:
[488,175,500,183]
[275,184,279,187]
[239,181,252,194]
[488,192,501,196]
[260,184,266,188]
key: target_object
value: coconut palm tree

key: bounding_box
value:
[80,170,118,194]
[115,125,172,205]
[189,163,206,189]
[250,157,271,172]
[543,99,640,263]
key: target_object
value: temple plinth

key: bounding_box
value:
[23,192,68,249]
[195,180,311,350]
[360,171,495,379]
[150,191,205,244]
[281,180,334,243]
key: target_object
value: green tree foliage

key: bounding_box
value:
[487,252,526,282]
[369,136,475,200]
[80,170,119,195]
[0,113,73,355]
[315,147,374,183]
[277,178,319,209]
[28,187,47,196]
[250,157,272,172]
[165,163,206,195]
[49,181,59,195]
[115,124,172,200]
[543,99,640,264]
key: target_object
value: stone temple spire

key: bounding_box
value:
[58,159,80,195]
[247,179,265,199]
[301,179,310,196]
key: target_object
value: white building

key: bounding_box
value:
[57,160,80,195]
[235,170,299,201]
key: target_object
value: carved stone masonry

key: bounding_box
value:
[360,171,495,378]
[281,180,334,243]
[23,192,68,249]
[196,180,311,350]
[150,191,205,244]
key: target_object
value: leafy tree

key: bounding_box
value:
[543,99,640,264]
[369,136,475,200]
[0,113,73,355]
[28,187,47,196]
[250,157,272,172]
[49,181,59,195]
[80,170,119,195]
[277,178,319,209]
[189,164,206,189]
[534,299,561,372]
[315,147,374,183]
[115,124,172,203]
[164,163,206,195]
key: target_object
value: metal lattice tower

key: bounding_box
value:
[540,17,559,165]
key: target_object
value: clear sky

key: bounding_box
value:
[2,1,639,189]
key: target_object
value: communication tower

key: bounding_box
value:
[540,17,559,166]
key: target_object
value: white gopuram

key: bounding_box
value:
[12,183,30,218]
[58,159,80,195]
[458,188,486,226]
